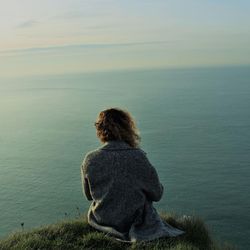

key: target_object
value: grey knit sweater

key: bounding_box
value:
[81,140,184,241]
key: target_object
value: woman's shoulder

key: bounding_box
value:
[83,148,103,162]
[83,142,148,162]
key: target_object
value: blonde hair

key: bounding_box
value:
[95,108,140,148]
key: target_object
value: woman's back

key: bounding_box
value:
[82,140,163,233]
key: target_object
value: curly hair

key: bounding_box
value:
[95,108,141,148]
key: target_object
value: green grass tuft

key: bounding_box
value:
[0,214,235,250]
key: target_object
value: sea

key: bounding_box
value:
[0,66,249,249]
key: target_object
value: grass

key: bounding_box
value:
[0,213,236,250]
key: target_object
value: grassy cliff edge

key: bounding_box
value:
[0,214,235,250]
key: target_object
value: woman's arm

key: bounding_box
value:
[139,152,164,202]
[81,158,93,201]
[143,165,164,202]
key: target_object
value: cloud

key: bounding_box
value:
[0,41,172,54]
[16,20,38,29]
[0,41,172,56]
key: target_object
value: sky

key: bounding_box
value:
[0,0,250,77]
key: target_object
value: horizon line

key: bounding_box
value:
[1,63,249,80]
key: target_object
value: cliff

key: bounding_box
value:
[0,213,234,250]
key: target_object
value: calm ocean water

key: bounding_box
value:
[0,66,249,249]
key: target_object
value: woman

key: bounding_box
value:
[81,108,184,242]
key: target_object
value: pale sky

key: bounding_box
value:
[0,0,250,77]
